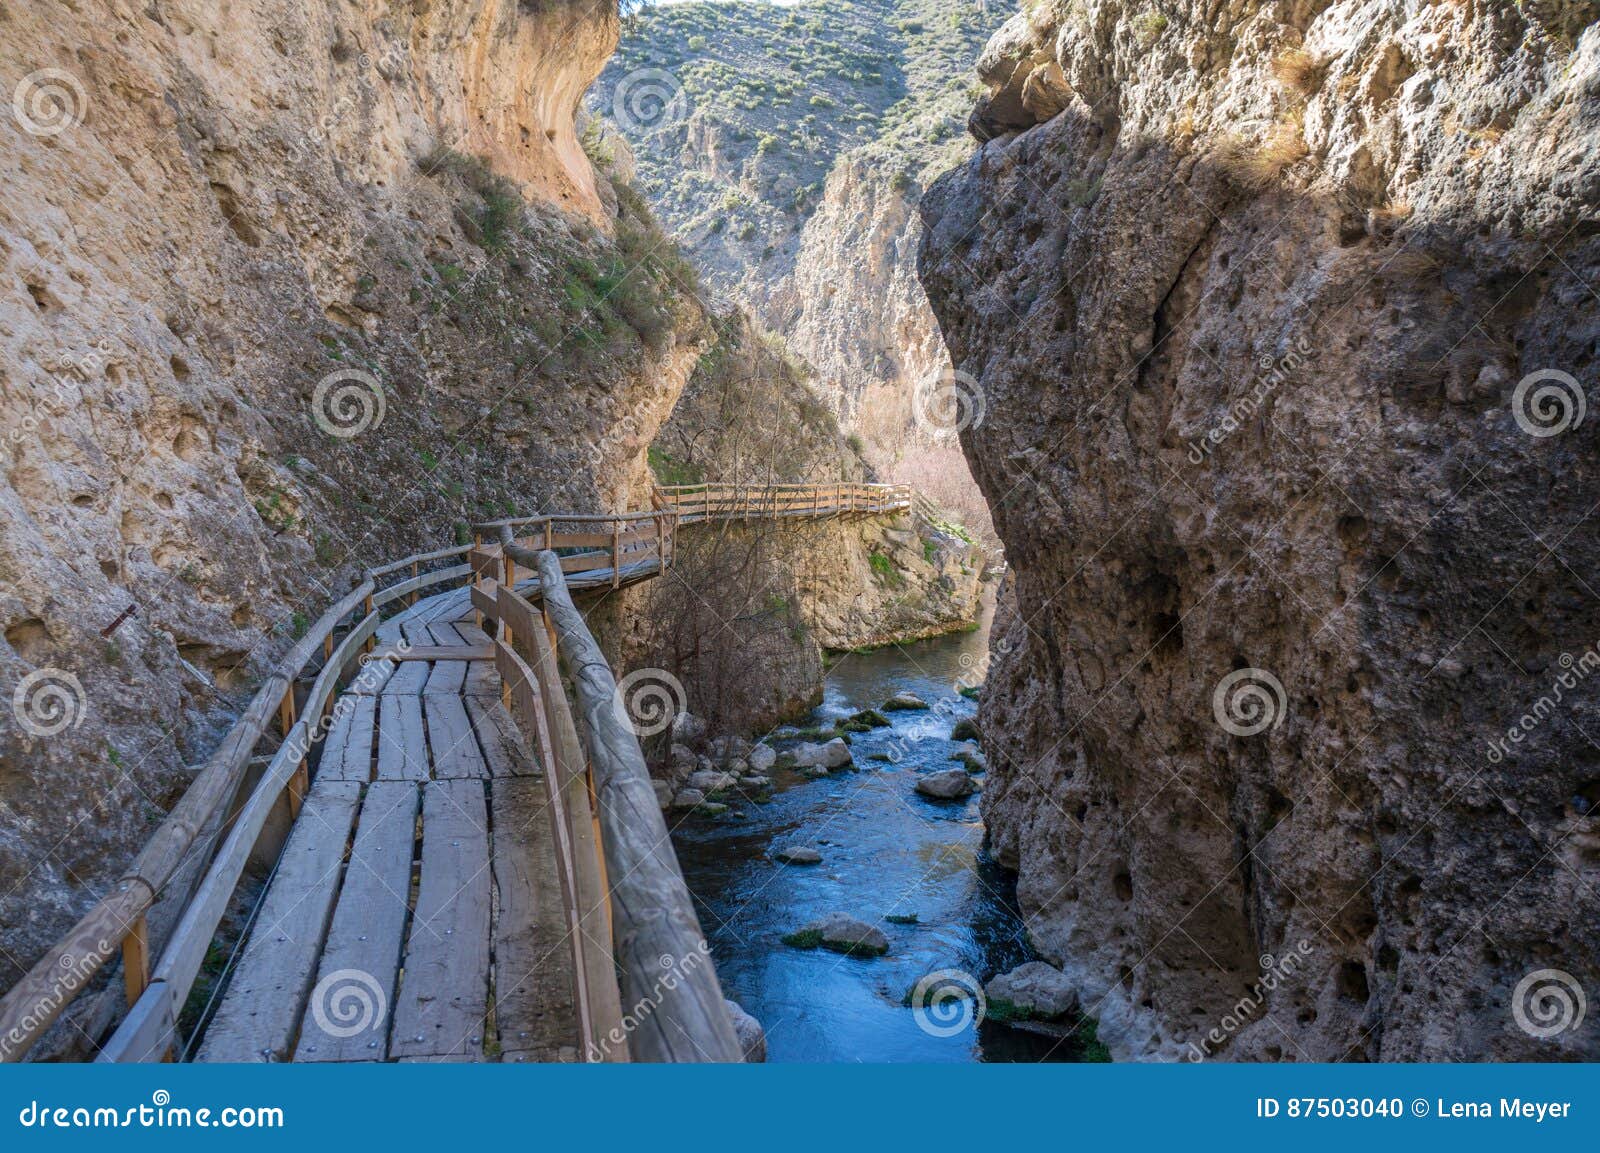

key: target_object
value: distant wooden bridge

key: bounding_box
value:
[0,482,914,1064]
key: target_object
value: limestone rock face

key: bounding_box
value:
[0,0,704,998]
[919,2,1600,1060]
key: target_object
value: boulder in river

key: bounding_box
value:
[883,693,931,711]
[670,787,706,810]
[848,708,893,728]
[984,962,1078,1021]
[725,999,767,1062]
[652,780,673,811]
[950,747,987,774]
[772,844,822,865]
[950,717,981,742]
[916,769,978,799]
[784,913,890,956]
[747,744,777,773]
[669,742,698,774]
[792,737,852,770]
[687,769,737,794]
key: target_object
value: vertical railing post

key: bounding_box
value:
[121,914,149,1007]
[410,560,420,606]
[280,687,306,819]
[612,521,622,589]
[362,590,376,654]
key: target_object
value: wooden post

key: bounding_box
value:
[410,560,420,606]
[121,915,149,1006]
[544,520,553,550]
[611,522,621,589]
[363,591,375,654]
[279,688,306,819]
[655,514,665,573]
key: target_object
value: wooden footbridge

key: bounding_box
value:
[0,483,912,1064]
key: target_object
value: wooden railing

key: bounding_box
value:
[470,511,676,588]
[655,482,911,523]
[0,544,477,1063]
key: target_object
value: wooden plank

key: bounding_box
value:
[363,645,494,662]
[389,780,491,1060]
[318,693,376,782]
[425,694,488,781]
[94,983,175,1063]
[424,623,469,696]
[196,780,363,1062]
[456,623,500,698]
[377,695,429,781]
[295,781,419,1062]
[381,656,430,696]
[464,696,535,779]
[491,777,578,1061]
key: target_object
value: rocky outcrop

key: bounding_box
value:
[0,0,706,989]
[920,2,1600,1060]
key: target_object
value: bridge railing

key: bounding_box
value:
[654,481,911,522]
[0,542,481,1063]
[469,511,676,588]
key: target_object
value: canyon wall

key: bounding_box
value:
[0,0,711,989]
[920,1,1600,1059]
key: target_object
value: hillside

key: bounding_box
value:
[591,0,1006,537]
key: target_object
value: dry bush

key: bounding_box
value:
[1272,49,1327,97]
[1213,121,1309,192]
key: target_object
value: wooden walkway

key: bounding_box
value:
[0,483,918,1064]
[194,615,576,1063]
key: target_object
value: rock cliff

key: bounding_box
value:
[0,0,707,986]
[919,1,1600,1060]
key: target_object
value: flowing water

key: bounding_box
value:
[672,594,1084,1062]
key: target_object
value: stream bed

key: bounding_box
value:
[672,598,1088,1062]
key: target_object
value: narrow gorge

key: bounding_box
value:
[2,0,1596,1069]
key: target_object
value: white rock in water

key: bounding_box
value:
[687,769,737,793]
[669,743,697,773]
[653,780,673,811]
[670,788,706,810]
[772,844,822,865]
[916,769,978,799]
[984,961,1078,1020]
[725,999,767,1062]
[793,912,889,956]
[883,693,930,711]
[792,737,853,769]
[747,744,777,773]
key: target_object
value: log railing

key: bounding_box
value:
[654,481,911,523]
[528,549,742,1062]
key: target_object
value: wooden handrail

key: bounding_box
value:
[0,578,375,1061]
[533,550,742,1063]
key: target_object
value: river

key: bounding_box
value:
[671,595,1090,1062]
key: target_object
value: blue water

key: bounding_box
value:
[671,597,1080,1062]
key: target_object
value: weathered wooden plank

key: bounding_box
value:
[424,623,470,695]
[376,695,429,782]
[389,780,491,1060]
[425,694,488,781]
[94,982,175,1063]
[196,780,363,1062]
[295,781,419,1062]
[490,777,578,1061]
[380,656,430,695]
[464,696,535,779]
[455,622,500,697]
[318,693,376,782]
